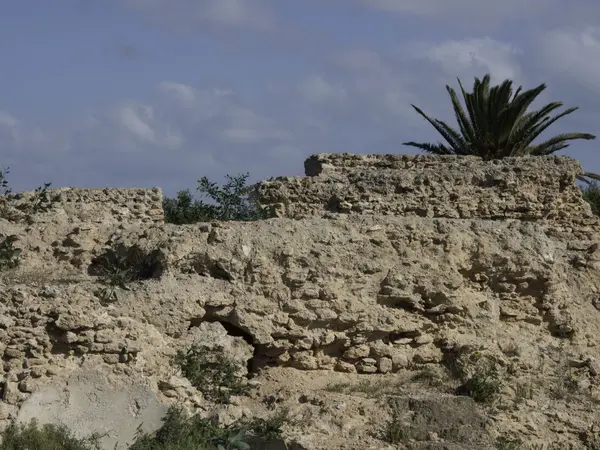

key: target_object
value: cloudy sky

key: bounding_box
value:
[2,0,600,196]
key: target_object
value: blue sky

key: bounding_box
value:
[2,0,600,197]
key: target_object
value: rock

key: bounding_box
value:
[335,360,356,373]
[343,345,371,359]
[378,357,393,373]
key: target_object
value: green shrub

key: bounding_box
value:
[90,242,165,304]
[0,235,21,271]
[0,166,54,221]
[582,181,600,216]
[163,173,265,224]
[495,435,523,449]
[0,167,10,197]
[1,409,258,450]
[0,420,102,450]
[456,364,501,403]
[174,345,250,404]
[245,407,291,442]
[129,406,250,450]
[380,407,410,445]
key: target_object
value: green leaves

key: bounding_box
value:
[0,235,21,271]
[404,73,596,160]
[163,173,266,225]
[215,428,251,450]
[174,344,250,404]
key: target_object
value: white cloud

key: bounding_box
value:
[0,111,19,128]
[158,82,197,108]
[297,75,347,104]
[123,0,272,31]
[117,105,156,142]
[415,37,523,84]
[0,81,303,193]
[534,26,600,94]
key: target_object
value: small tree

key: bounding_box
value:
[163,173,265,224]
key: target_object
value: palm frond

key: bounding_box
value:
[446,85,475,143]
[408,105,465,152]
[527,132,596,155]
[402,141,456,155]
[518,107,585,149]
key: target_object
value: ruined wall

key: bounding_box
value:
[2,154,600,449]
[10,154,593,225]
[6,187,164,224]
[256,154,593,222]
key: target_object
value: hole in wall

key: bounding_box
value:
[187,316,266,377]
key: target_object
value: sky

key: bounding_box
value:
[1,0,600,197]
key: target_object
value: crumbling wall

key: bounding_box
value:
[256,154,593,221]
[2,154,600,450]
[5,187,164,225]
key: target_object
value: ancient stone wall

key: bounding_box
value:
[10,154,593,226]
[7,187,164,224]
[2,154,600,449]
[256,154,593,222]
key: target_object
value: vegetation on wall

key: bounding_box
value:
[0,166,55,222]
[403,74,599,183]
[162,173,266,224]
[581,181,600,216]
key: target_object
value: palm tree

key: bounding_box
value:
[403,74,598,182]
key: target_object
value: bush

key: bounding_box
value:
[163,173,265,224]
[129,406,250,450]
[0,420,102,450]
[0,166,54,221]
[0,235,21,271]
[89,242,165,305]
[174,345,250,404]
[0,167,10,197]
[245,407,291,442]
[380,407,410,445]
[455,364,501,403]
[582,181,600,216]
[2,409,254,450]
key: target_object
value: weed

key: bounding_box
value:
[245,407,291,442]
[325,381,351,393]
[380,407,410,445]
[0,235,21,271]
[0,167,55,222]
[549,369,581,400]
[90,242,164,305]
[456,364,501,403]
[495,435,523,449]
[0,167,10,197]
[513,379,535,404]
[0,419,104,450]
[175,344,250,404]
[129,406,250,450]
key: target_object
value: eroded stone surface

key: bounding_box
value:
[1,154,600,449]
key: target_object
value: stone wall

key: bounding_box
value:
[9,154,593,226]
[256,154,593,222]
[7,187,164,224]
[2,154,600,449]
